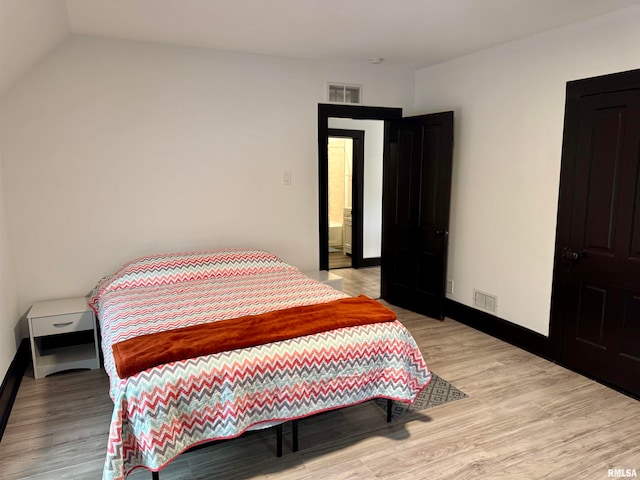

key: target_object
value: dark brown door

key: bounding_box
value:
[551,69,640,397]
[381,112,454,319]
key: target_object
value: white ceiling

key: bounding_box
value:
[64,0,640,69]
[2,0,640,98]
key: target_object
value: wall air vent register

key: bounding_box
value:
[327,83,362,104]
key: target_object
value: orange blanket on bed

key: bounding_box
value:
[112,295,396,378]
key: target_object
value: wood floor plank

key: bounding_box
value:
[1,267,639,479]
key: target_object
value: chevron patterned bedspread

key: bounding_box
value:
[91,249,431,480]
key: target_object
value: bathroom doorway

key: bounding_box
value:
[327,129,364,269]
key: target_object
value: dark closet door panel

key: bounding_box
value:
[551,69,640,397]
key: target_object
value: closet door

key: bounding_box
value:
[550,69,640,397]
[382,112,453,319]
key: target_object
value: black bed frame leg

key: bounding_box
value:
[276,423,283,457]
[292,419,299,452]
[387,399,393,422]
[152,471,160,480]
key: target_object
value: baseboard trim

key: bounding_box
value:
[359,257,381,267]
[0,338,30,442]
[445,299,553,360]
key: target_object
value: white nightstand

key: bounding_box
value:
[304,270,343,291]
[27,297,100,379]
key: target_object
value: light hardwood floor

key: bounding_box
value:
[1,268,639,479]
[331,266,381,299]
[328,251,351,269]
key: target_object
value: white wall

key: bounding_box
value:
[0,137,19,379]
[0,0,67,380]
[0,0,68,96]
[0,35,413,320]
[414,6,640,335]
[327,118,385,259]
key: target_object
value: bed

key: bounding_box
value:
[90,249,431,480]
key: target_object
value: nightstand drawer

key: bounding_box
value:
[31,311,94,337]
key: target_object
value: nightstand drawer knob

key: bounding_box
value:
[53,322,74,328]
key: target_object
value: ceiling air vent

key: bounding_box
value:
[327,83,362,104]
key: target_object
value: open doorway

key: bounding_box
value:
[328,136,353,269]
[318,105,402,301]
[318,105,401,271]
[327,130,363,269]
[318,104,454,314]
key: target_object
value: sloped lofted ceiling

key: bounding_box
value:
[2,0,640,97]
[63,0,640,68]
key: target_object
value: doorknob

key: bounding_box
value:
[562,247,584,262]
[435,229,448,237]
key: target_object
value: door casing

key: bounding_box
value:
[317,104,402,271]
